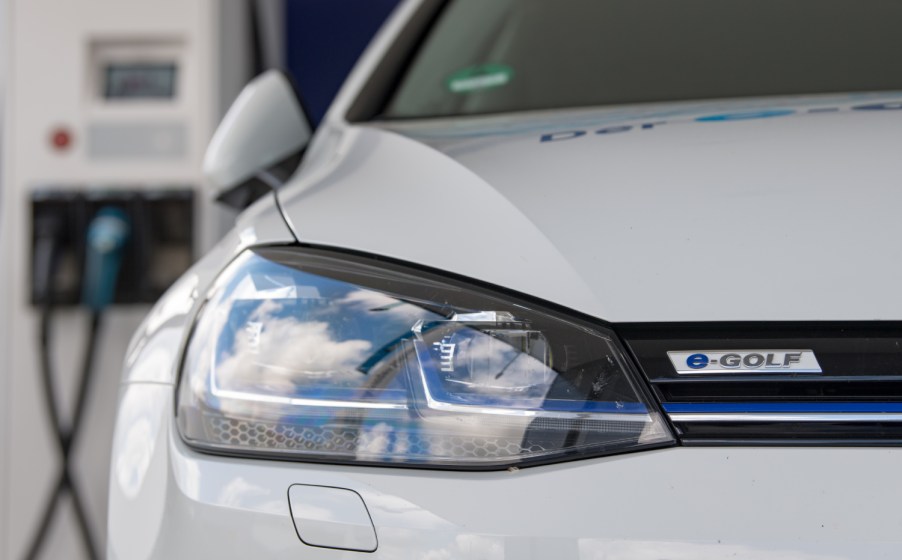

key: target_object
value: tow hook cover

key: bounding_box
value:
[288,484,378,552]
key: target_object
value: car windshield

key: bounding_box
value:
[384,0,902,118]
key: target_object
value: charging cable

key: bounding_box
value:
[26,208,130,560]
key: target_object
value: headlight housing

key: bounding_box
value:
[177,247,673,469]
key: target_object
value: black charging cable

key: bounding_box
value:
[26,312,103,560]
[26,209,130,560]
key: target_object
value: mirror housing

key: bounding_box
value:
[203,70,312,209]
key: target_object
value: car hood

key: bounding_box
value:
[278,94,902,323]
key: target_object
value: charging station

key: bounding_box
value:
[0,1,272,557]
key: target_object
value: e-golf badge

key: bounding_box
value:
[667,350,823,375]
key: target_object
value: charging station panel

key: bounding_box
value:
[0,1,257,558]
[31,189,195,306]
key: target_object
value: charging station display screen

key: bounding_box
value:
[104,63,177,99]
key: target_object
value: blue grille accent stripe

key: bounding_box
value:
[663,402,902,414]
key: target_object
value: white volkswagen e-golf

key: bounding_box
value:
[108,1,902,558]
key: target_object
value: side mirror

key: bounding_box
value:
[203,70,312,209]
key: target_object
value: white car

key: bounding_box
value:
[108,1,902,558]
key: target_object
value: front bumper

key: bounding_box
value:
[109,382,902,559]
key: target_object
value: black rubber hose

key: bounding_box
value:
[22,477,65,560]
[66,312,102,455]
[25,229,64,560]
[66,461,101,560]
[25,224,101,560]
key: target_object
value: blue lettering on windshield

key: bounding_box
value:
[696,109,796,122]
[853,102,902,111]
[538,99,902,143]
[595,125,633,135]
[540,130,586,143]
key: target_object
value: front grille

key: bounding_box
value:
[617,323,902,444]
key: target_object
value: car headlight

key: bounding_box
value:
[177,247,673,469]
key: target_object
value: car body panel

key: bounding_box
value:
[279,93,902,323]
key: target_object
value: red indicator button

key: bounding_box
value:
[50,128,72,151]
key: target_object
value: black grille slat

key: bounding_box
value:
[678,420,902,442]
[659,380,902,401]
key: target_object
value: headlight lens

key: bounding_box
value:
[177,248,673,468]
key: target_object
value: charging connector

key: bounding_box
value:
[82,208,131,311]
